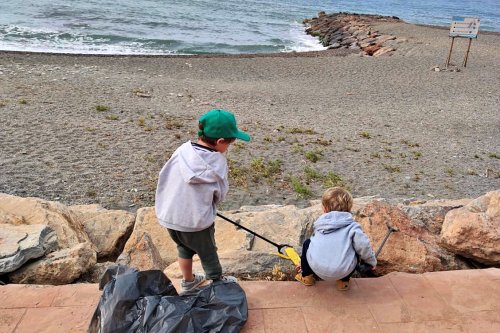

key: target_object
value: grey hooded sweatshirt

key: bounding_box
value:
[306,211,377,281]
[155,141,228,232]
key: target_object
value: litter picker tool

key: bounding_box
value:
[216,213,301,266]
[357,222,399,277]
[375,223,399,257]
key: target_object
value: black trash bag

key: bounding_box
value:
[88,265,248,333]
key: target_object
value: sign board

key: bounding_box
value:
[449,16,480,38]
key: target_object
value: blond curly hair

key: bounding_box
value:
[322,187,353,213]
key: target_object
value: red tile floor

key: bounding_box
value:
[1,268,499,333]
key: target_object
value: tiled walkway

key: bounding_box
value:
[1,268,499,333]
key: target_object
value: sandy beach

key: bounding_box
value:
[0,19,499,212]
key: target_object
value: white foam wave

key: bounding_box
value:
[0,39,175,55]
[284,21,326,53]
[3,24,59,35]
[0,21,325,55]
[0,24,174,55]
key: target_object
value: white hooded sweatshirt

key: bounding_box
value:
[307,211,377,281]
[155,141,228,232]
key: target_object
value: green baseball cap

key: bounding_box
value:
[198,109,251,142]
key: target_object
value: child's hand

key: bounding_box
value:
[295,265,302,274]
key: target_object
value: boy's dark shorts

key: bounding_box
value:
[167,224,218,260]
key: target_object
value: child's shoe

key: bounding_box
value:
[181,273,206,292]
[336,279,351,291]
[295,273,315,286]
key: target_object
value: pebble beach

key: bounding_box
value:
[0,18,499,212]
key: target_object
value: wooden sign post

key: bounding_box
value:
[446,16,480,68]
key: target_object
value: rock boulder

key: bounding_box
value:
[353,199,470,274]
[124,207,175,266]
[117,231,164,271]
[0,224,57,273]
[440,190,500,265]
[8,241,96,285]
[0,194,90,248]
[69,204,135,260]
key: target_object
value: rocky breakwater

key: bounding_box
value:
[304,12,402,56]
[0,190,499,285]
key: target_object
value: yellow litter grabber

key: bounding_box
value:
[216,213,301,266]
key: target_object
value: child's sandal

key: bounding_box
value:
[336,279,351,291]
[295,273,315,286]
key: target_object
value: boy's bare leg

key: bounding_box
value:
[178,258,194,281]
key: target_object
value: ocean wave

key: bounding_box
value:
[1,0,497,55]
[0,24,185,55]
[0,21,324,55]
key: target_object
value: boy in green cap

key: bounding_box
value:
[155,109,250,293]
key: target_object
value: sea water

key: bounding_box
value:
[0,0,498,55]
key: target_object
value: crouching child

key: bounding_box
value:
[295,187,377,290]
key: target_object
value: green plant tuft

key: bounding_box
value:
[305,148,322,163]
[383,164,401,173]
[467,168,477,175]
[488,153,500,159]
[250,158,282,178]
[360,131,371,139]
[287,127,317,135]
[164,118,183,129]
[86,190,97,198]
[304,166,322,182]
[312,139,332,146]
[228,159,248,187]
[290,176,312,198]
[401,139,420,147]
[232,141,245,152]
[292,143,303,154]
[323,171,343,188]
[95,105,109,112]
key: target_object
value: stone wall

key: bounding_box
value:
[1,190,498,285]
